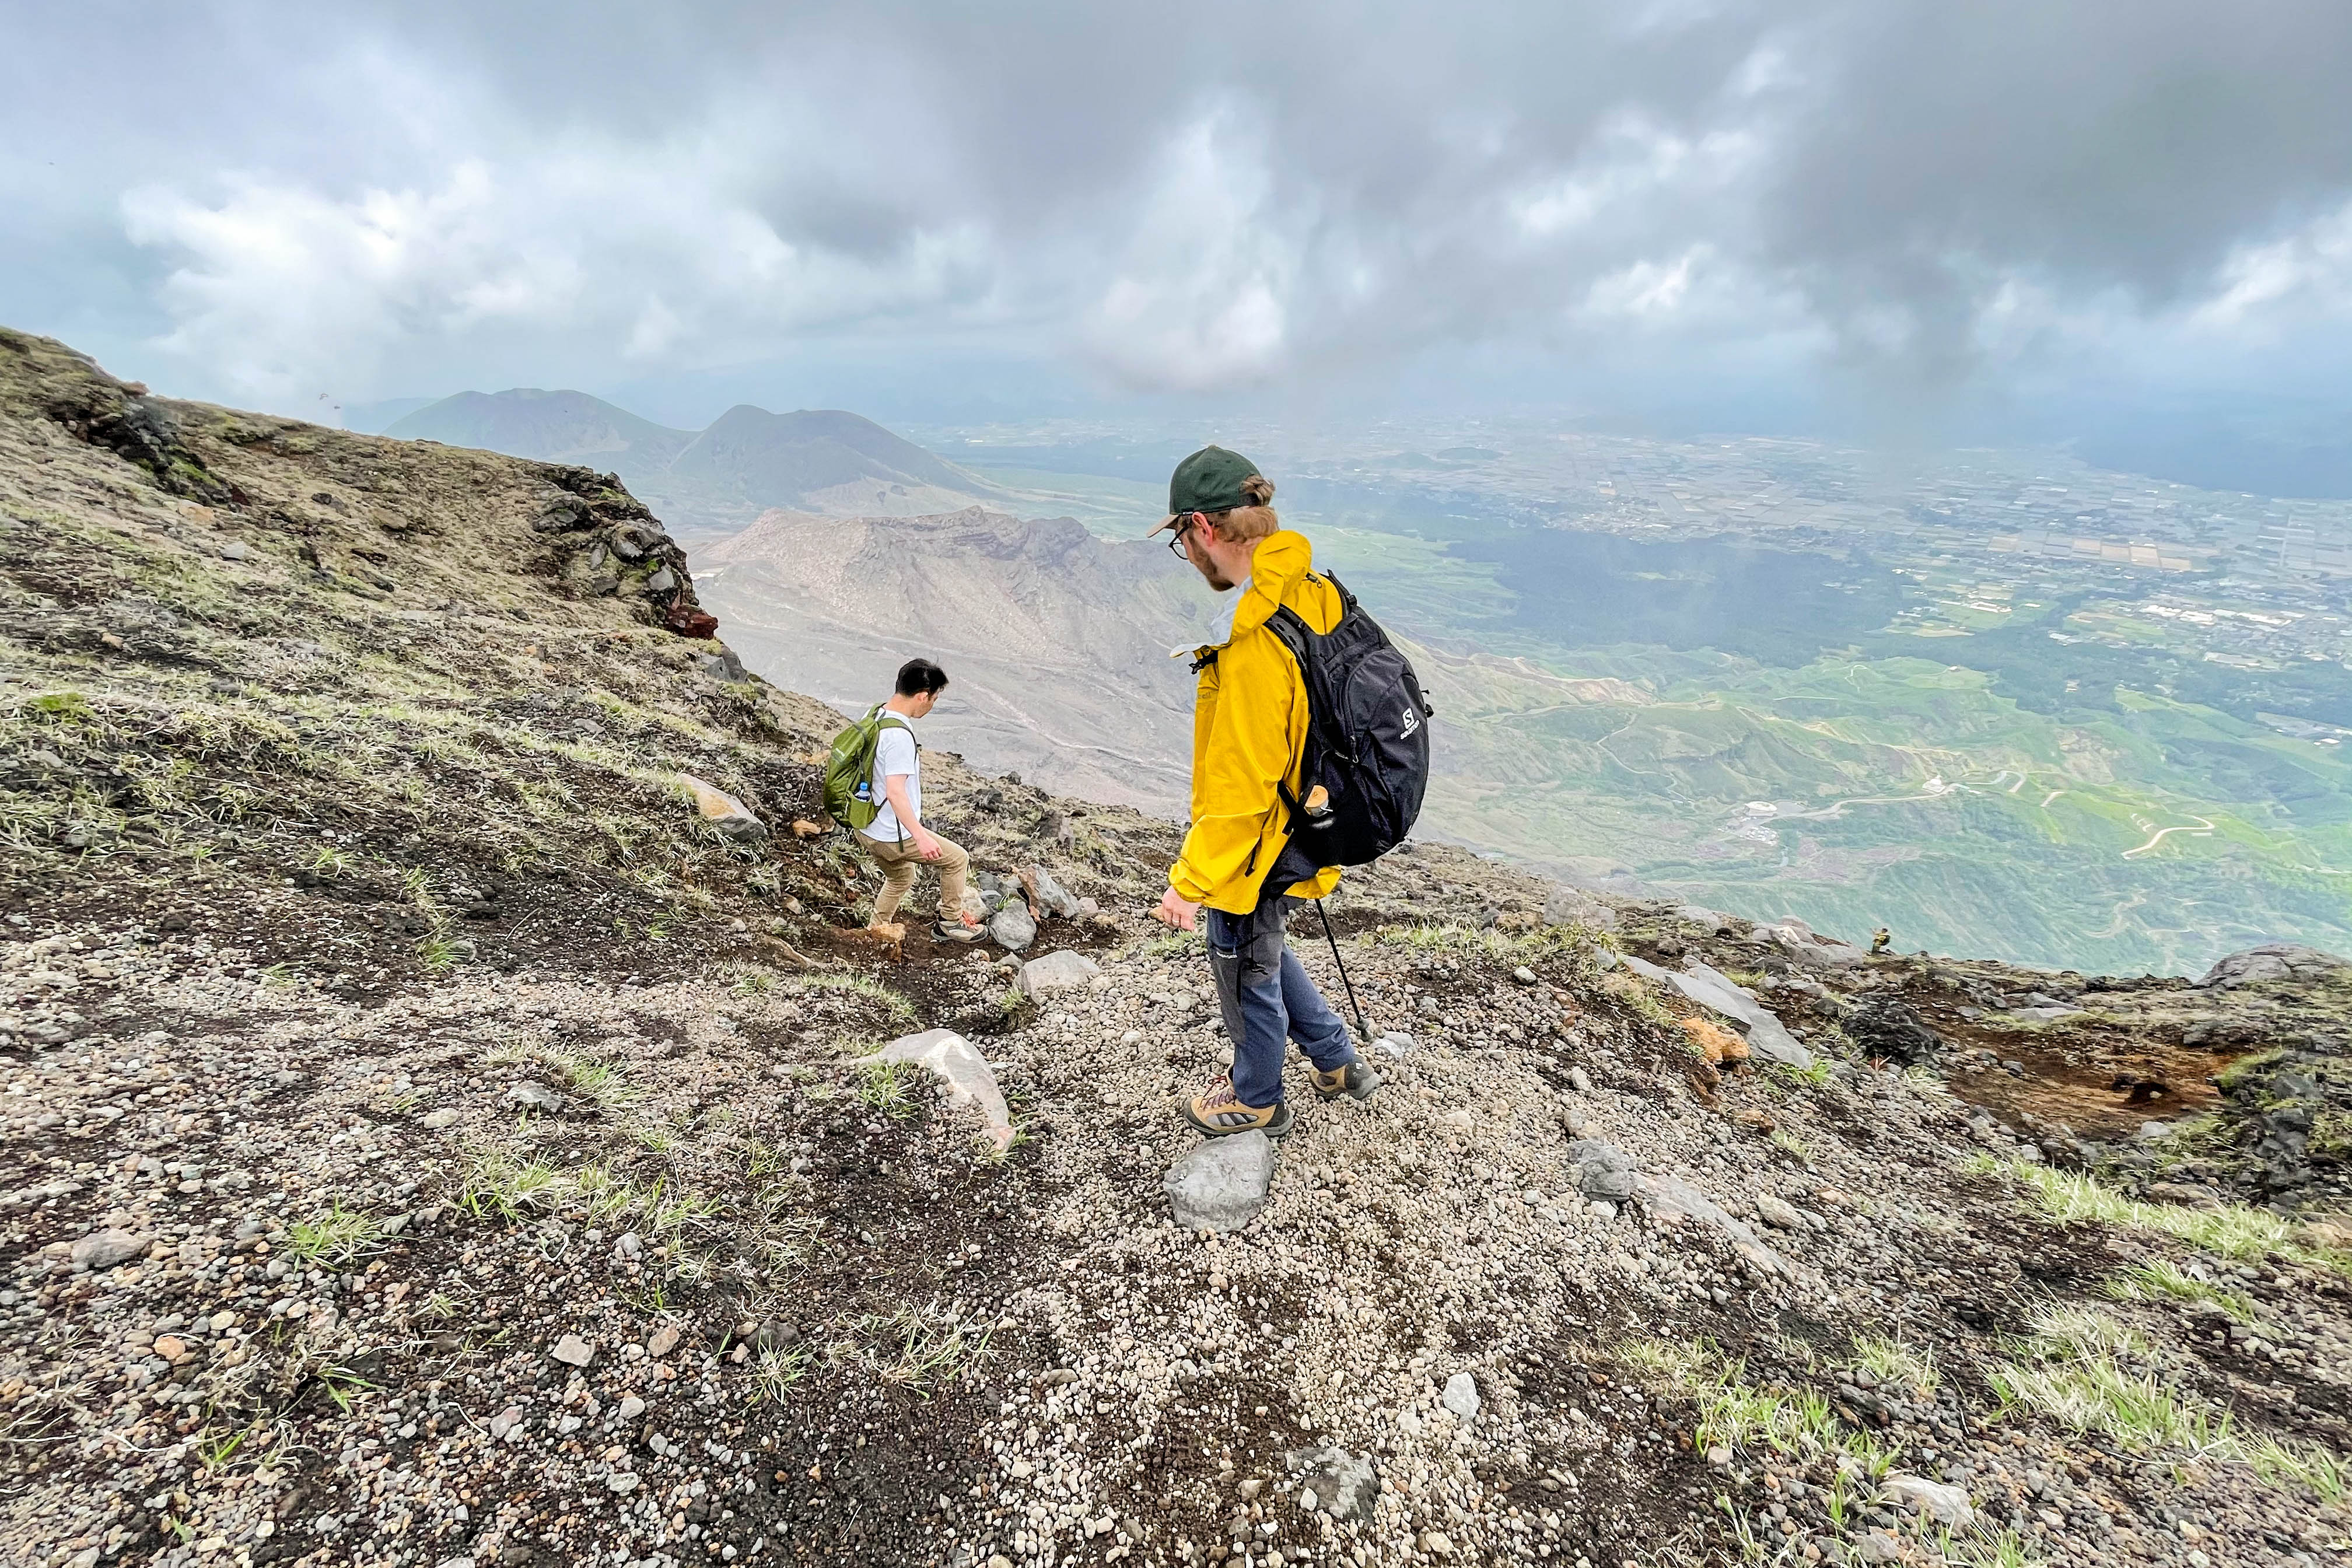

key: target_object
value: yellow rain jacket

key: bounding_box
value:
[1170,529,1346,914]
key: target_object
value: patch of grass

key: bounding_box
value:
[1619,1337,1898,1479]
[852,1057,921,1121]
[748,1345,809,1405]
[1770,1128,1813,1164]
[2104,1260,2256,1322]
[455,1151,566,1223]
[285,1200,383,1268]
[24,690,97,724]
[843,1300,995,1396]
[193,1419,257,1470]
[1996,1159,2304,1262]
[561,1056,640,1112]
[1849,1335,1938,1396]
[1774,1057,1836,1087]
[1990,1304,2343,1500]
[1134,929,1206,960]
[798,971,918,1026]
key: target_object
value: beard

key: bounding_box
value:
[1185,540,1237,593]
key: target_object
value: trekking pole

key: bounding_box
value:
[1314,898,1373,1042]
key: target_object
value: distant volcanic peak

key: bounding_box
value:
[384,388,691,464]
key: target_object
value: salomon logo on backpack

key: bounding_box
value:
[1262,573,1435,886]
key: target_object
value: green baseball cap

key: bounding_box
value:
[1147,444,1262,535]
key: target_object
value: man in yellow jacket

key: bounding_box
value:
[1149,446,1380,1137]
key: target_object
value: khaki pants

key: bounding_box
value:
[860,830,970,928]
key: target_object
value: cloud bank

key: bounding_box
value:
[7,0,2352,416]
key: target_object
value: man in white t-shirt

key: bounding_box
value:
[858,657,982,943]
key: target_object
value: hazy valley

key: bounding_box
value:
[373,388,2352,975]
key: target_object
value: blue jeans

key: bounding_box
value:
[1206,895,1356,1107]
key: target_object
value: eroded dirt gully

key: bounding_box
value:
[3,326,2351,1568]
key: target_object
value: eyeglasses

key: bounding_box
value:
[1165,513,1198,558]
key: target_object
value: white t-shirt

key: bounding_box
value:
[862,715,920,842]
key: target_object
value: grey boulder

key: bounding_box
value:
[1639,1175,1791,1278]
[1620,956,1811,1070]
[2196,943,2348,989]
[989,902,1038,952]
[1017,949,1101,998]
[1023,864,1084,919]
[1542,887,1618,930]
[877,1029,1014,1153]
[1567,1140,1640,1201]
[1164,1131,1275,1232]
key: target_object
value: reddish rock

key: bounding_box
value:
[663,599,719,639]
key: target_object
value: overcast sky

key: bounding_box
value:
[8,1,2352,450]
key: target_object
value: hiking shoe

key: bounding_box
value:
[1180,1078,1293,1138]
[1312,1060,1382,1103]
[932,919,984,943]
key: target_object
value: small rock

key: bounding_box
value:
[1286,1446,1380,1520]
[607,1473,639,1494]
[1884,1474,1975,1529]
[1511,965,1538,986]
[504,1082,562,1113]
[1755,1194,1802,1230]
[1441,1372,1480,1419]
[421,1108,460,1129]
[1164,1132,1275,1232]
[1567,1066,1593,1093]
[677,772,767,841]
[616,1396,646,1421]
[69,1230,151,1270]
[1419,1529,1454,1558]
[646,1324,679,1357]
[1854,1530,1905,1564]
[551,1334,594,1367]
[1017,950,1101,998]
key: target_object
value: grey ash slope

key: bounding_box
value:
[2,326,2350,1568]
[696,505,1222,812]
[387,390,1004,537]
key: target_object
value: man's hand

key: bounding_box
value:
[1154,886,1200,930]
[913,826,943,862]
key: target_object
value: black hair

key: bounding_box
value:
[895,657,949,698]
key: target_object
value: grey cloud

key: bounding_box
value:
[6,1,2349,407]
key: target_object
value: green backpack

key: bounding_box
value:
[821,704,912,834]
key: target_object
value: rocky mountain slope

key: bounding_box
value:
[4,327,2350,1568]
[695,507,1220,811]
[385,392,1001,537]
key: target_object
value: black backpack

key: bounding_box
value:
[1259,572,1434,888]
